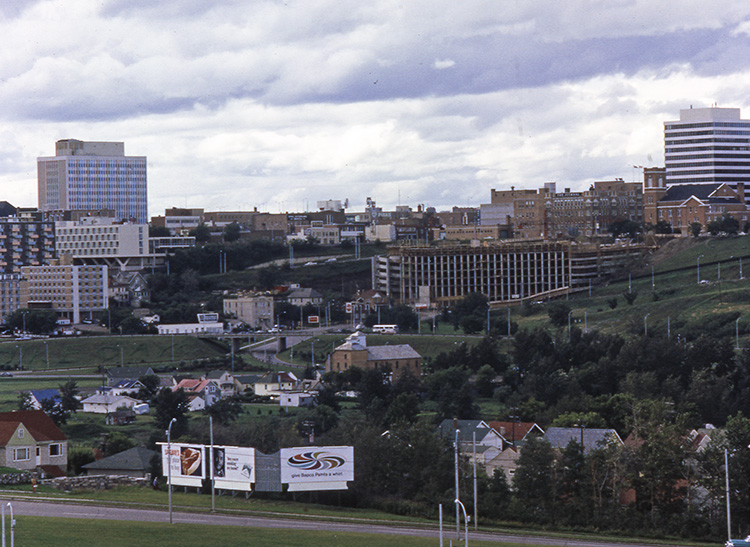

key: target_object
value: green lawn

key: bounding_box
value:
[7,515,514,546]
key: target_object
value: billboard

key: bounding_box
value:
[160,443,205,487]
[211,445,255,491]
[280,446,354,491]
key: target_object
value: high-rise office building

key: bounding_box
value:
[37,139,147,223]
[664,107,750,203]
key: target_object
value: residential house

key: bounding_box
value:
[544,427,624,454]
[0,410,67,476]
[233,374,263,395]
[488,421,545,447]
[327,332,422,380]
[81,394,140,414]
[282,287,324,308]
[437,419,506,450]
[28,389,61,410]
[485,446,521,485]
[203,371,236,398]
[109,379,145,397]
[173,379,221,407]
[254,372,298,397]
[186,394,205,412]
[82,446,157,478]
[105,409,136,425]
[280,392,316,408]
[105,366,155,387]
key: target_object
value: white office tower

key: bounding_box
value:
[37,139,147,223]
[664,107,750,203]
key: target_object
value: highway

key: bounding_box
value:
[5,498,689,547]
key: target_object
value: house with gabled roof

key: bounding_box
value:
[105,366,155,386]
[326,332,422,380]
[437,419,506,449]
[488,421,545,446]
[29,389,61,410]
[81,394,140,414]
[173,378,221,407]
[254,372,298,397]
[202,370,236,398]
[82,446,157,478]
[544,427,624,454]
[0,410,67,476]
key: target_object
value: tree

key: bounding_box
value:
[41,397,69,426]
[103,431,135,457]
[59,379,81,413]
[623,290,637,305]
[512,436,556,523]
[153,388,190,438]
[609,220,641,239]
[149,225,171,237]
[137,374,160,402]
[204,396,243,426]
[474,364,497,398]
[223,222,241,242]
[689,222,702,238]
[5,309,57,335]
[189,223,212,244]
[17,391,33,411]
[654,220,673,234]
[547,301,571,327]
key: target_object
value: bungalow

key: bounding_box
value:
[233,374,263,395]
[437,419,505,449]
[81,394,140,414]
[82,446,157,478]
[106,366,155,387]
[0,410,67,476]
[280,392,316,408]
[488,421,545,447]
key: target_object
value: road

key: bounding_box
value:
[5,498,689,547]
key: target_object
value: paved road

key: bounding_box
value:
[5,498,689,547]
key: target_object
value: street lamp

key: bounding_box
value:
[454,499,469,547]
[737,317,741,350]
[454,428,460,540]
[644,313,650,337]
[167,417,177,524]
[697,254,704,284]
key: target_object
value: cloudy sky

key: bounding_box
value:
[3,0,750,216]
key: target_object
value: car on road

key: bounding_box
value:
[0,372,12,377]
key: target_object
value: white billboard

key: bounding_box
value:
[160,443,205,487]
[211,445,255,491]
[280,446,354,491]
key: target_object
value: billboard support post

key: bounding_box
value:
[210,416,215,512]
[167,417,177,524]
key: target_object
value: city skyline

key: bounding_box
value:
[2,1,750,215]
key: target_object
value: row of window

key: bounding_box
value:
[665,138,750,145]
[13,443,63,462]
[664,130,750,137]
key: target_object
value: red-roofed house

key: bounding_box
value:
[173,379,221,407]
[0,410,67,476]
[488,421,545,446]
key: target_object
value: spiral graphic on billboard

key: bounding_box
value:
[287,451,346,470]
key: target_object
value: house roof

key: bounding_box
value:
[174,379,216,392]
[30,389,61,404]
[258,372,297,384]
[488,421,544,442]
[82,446,157,471]
[284,287,323,300]
[660,183,740,204]
[544,427,623,453]
[82,394,139,405]
[113,379,143,390]
[234,374,263,384]
[206,370,230,380]
[0,410,66,444]
[367,345,421,360]
[437,419,493,443]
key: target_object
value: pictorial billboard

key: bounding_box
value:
[211,445,255,491]
[280,446,354,491]
[160,443,205,487]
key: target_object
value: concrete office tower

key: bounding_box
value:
[664,107,750,203]
[37,139,147,223]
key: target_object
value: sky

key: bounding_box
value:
[3,0,750,217]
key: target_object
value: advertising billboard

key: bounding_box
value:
[280,446,354,491]
[211,445,255,491]
[160,443,205,487]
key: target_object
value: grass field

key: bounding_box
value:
[3,514,522,546]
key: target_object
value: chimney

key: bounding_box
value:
[737,182,746,205]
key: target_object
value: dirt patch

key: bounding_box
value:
[650,237,698,266]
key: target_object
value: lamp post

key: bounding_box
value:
[455,499,469,547]
[167,417,177,524]
[651,265,655,291]
[736,317,741,350]
[454,428,460,540]
[697,254,704,284]
[6,503,12,547]
[644,313,650,337]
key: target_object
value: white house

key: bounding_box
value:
[279,392,316,408]
[81,394,140,414]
